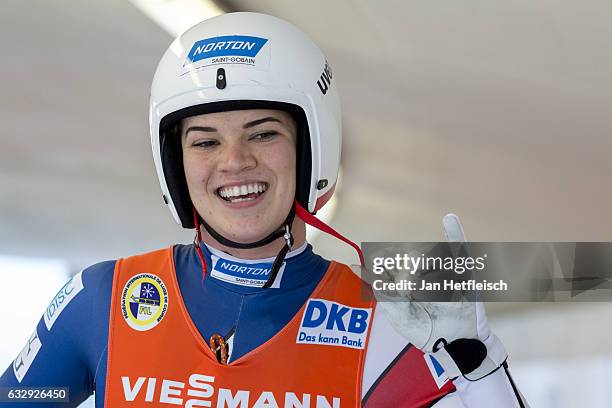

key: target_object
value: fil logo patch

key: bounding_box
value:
[297,299,371,349]
[210,255,285,288]
[185,35,269,69]
[424,354,450,389]
[121,273,168,331]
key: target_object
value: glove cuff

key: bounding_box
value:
[430,333,508,381]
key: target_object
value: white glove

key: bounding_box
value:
[376,214,507,380]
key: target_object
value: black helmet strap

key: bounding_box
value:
[196,205,296,289]
[199,206,295,250]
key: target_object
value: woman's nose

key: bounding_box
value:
[218,142,256,173]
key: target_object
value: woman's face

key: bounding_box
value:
[182,109,297,244]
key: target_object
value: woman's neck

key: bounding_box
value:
[200,219,307,260]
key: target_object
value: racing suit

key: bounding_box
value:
[0,243,526,407]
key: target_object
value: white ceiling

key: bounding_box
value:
[2,0,611,272]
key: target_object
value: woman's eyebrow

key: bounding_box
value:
[184,117,282,135]
[242,117,281,129]
[185,126,217,135]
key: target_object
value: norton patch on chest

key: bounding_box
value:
[210,254,285,288]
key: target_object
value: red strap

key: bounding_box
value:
[294,200,365,267]
[193,203,364,281]
[193,207,207,284]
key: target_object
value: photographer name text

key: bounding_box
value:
[372,278,508,292]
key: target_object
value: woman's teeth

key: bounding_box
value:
[218,182,268,202]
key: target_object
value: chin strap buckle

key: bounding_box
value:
[283,224,294,249]
[262,223,294,289]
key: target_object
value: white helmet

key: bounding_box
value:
[149,12,341,229]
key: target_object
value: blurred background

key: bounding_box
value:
[1,0,612,406]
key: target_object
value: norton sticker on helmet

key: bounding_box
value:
[185,35,270,69]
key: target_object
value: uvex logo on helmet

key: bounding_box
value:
[317,61,333,95]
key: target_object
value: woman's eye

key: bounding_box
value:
[251,131,277,141]
[193,140,219,148]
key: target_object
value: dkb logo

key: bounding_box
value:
[297,299,371,349]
